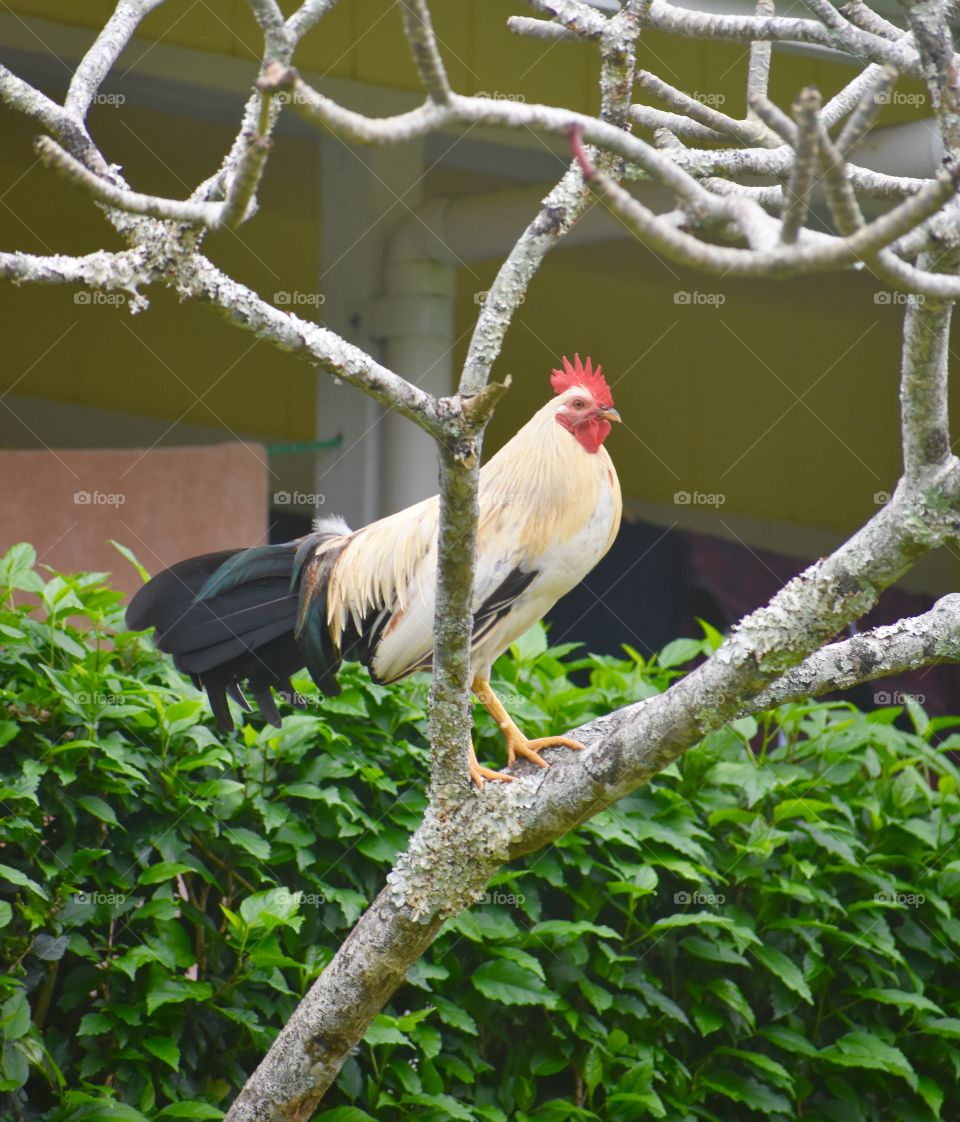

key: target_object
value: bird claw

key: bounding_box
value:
[468,747,515,791]
[506,735,584,768]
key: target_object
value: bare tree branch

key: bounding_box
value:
[5,1,960,1118]
[750,594,960,709]
[780,87,821,244]
[398,0,452,104]
[65,0,168,118]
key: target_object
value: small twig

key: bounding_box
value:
[522,0,607,39]
[218,135,271,228]
[748,92,798,144]
[399,0,452,104]
[835,64,899,154]
[35,136,221,226]
[286,0,343,40]
[838,0,904,41]
[635,69,778,145]
[65,0,168,118]
[815,121,864,234]
[507,15,576,40]
[747,0,775,118]
[780,87,821,245]
[629,103,733,143]
[571,126,960,285]
[639,0,916,74]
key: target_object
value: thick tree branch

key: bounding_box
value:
[749,594,960,708]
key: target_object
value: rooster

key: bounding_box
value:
[126,355,622,788]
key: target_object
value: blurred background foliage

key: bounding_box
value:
[1,543,959,1121]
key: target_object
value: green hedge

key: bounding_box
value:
[1,542,960,1121]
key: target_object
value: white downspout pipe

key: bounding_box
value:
[370,185,671,515]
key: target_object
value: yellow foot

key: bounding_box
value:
[506,734,584,768]
[468,745,515,791]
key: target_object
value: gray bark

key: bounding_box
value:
[2,0,960,1118]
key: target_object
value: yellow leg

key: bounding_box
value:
[472,676,583,768]
[468,743,514,791]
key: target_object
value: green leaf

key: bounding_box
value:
[225,827,271,861]
[109,540,151,584]
[658,637,704,667]
[529,919,619,942]
[0,863,48,899]
[145,976,214,1016]
[472,960,560,1007]
[138,862,195,886]
[401,1093,475,1121]
[154,1106,223,1120]
[819,1031,918,1090]
[857,988,943,1015]
[918,1075,944,1118]
[714,1047,793,1090]
[0,543,43,592]
[77,1013,113,1037]
[700,1071,791,1114]
[143,1036,180,1071]
[77,795,121,828]
[1,993,30,1041]
[752,944,814,1004]
[363,1015,410,1048]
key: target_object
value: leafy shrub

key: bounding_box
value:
[1,542,959,1121]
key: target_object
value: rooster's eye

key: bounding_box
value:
[571,398,586,409]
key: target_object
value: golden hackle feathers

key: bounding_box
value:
[320,382,621,653]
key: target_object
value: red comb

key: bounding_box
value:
[550,354,613,409]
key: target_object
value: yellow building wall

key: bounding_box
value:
[1,99,321,440]
[0,0,949,566]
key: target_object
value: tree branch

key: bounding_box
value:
[780,87,821,244]
[398,0,452,104]
[748,594,960,709]
[65,0,168,118]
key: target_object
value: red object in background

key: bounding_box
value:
[0,444,269,601]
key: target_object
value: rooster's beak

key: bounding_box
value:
[599,407,621,423]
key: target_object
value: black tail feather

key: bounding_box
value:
[126,524,350,732]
